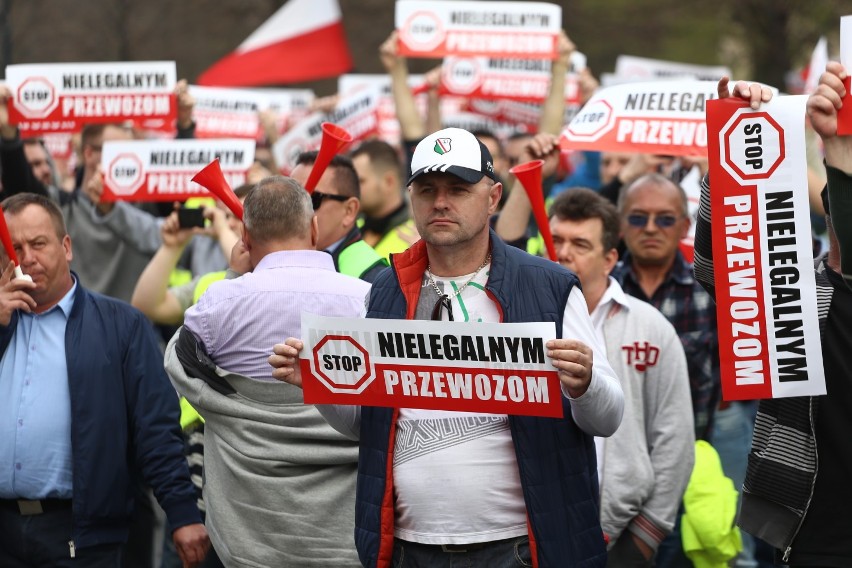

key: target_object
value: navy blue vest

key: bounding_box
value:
[355,233,606,568]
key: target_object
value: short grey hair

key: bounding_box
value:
[242,176,313,243]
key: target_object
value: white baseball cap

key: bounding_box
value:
[407,127,497,185]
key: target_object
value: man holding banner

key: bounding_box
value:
[271,127,623,567]
[695,70,852,567]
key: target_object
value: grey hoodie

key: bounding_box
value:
[165,329,361,568]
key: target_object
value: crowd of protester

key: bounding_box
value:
[1,25,850,568]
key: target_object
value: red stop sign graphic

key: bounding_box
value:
[312,335,374,394]
[721,110,785,183]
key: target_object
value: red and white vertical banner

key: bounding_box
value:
[560,80,717,157]
[396,1,561,59]
[440,56,580,103]
[706,96,825,400]
[101,138,254,202]
[189,85,269,139]
[837,16,852,134]
[299,313,563,417]
[5,62,176,137]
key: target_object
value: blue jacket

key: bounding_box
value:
[0,279,200,549]
[357,232,606,568]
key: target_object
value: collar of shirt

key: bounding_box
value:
[25,275,78,320]
[253,250,336,273]
[590,277,629,334]
[324,236,347,255]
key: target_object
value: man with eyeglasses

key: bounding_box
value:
[613,173,718,442]
[270,127,623,567]
[612,173,719,568]
[290,151,388,283]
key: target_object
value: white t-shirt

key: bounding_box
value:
[316,263,624,545]
[394,266,528,543]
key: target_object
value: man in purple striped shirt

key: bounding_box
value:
[165,176,369,567]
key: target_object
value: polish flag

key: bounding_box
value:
[198,0,353,87]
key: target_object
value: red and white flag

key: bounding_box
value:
[197,0,353,87]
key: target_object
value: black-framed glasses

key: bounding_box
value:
[431,295,454,321]
[626,213,680,229]
[311,191,349,210]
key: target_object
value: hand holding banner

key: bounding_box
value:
[706,95,825,400]
[300,313,564,418]
[560,80,717,157]
[101,139,255,202]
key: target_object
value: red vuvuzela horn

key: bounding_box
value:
[304,122,353,193]
[510,159,557,262]
[191,159,243,221]
[0,206,31,281]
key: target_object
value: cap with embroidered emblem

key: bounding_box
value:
[407,127,497,185]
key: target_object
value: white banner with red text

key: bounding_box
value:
[560,80,717,157]
[299,313,564,417]
[189,85,269,139]
[614,55,731,83]
[395,1,561,59]
[6,61,176,137]
[706,95,825,400]
[101,138,254,202]
[440,55,580,103]
[271,86,380,173]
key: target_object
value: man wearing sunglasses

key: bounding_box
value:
[613,174,718,443]
[613,173,719,568]
[290,151,387,283]
[270,127,624,567]
[549,188,694,567]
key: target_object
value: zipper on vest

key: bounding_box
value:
[782,396,819,563]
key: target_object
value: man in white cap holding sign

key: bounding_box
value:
[270,127,624,568]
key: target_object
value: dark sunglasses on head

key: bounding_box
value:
[626,213,680,229]
[311,191,349,210]
[431,294,454,321]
